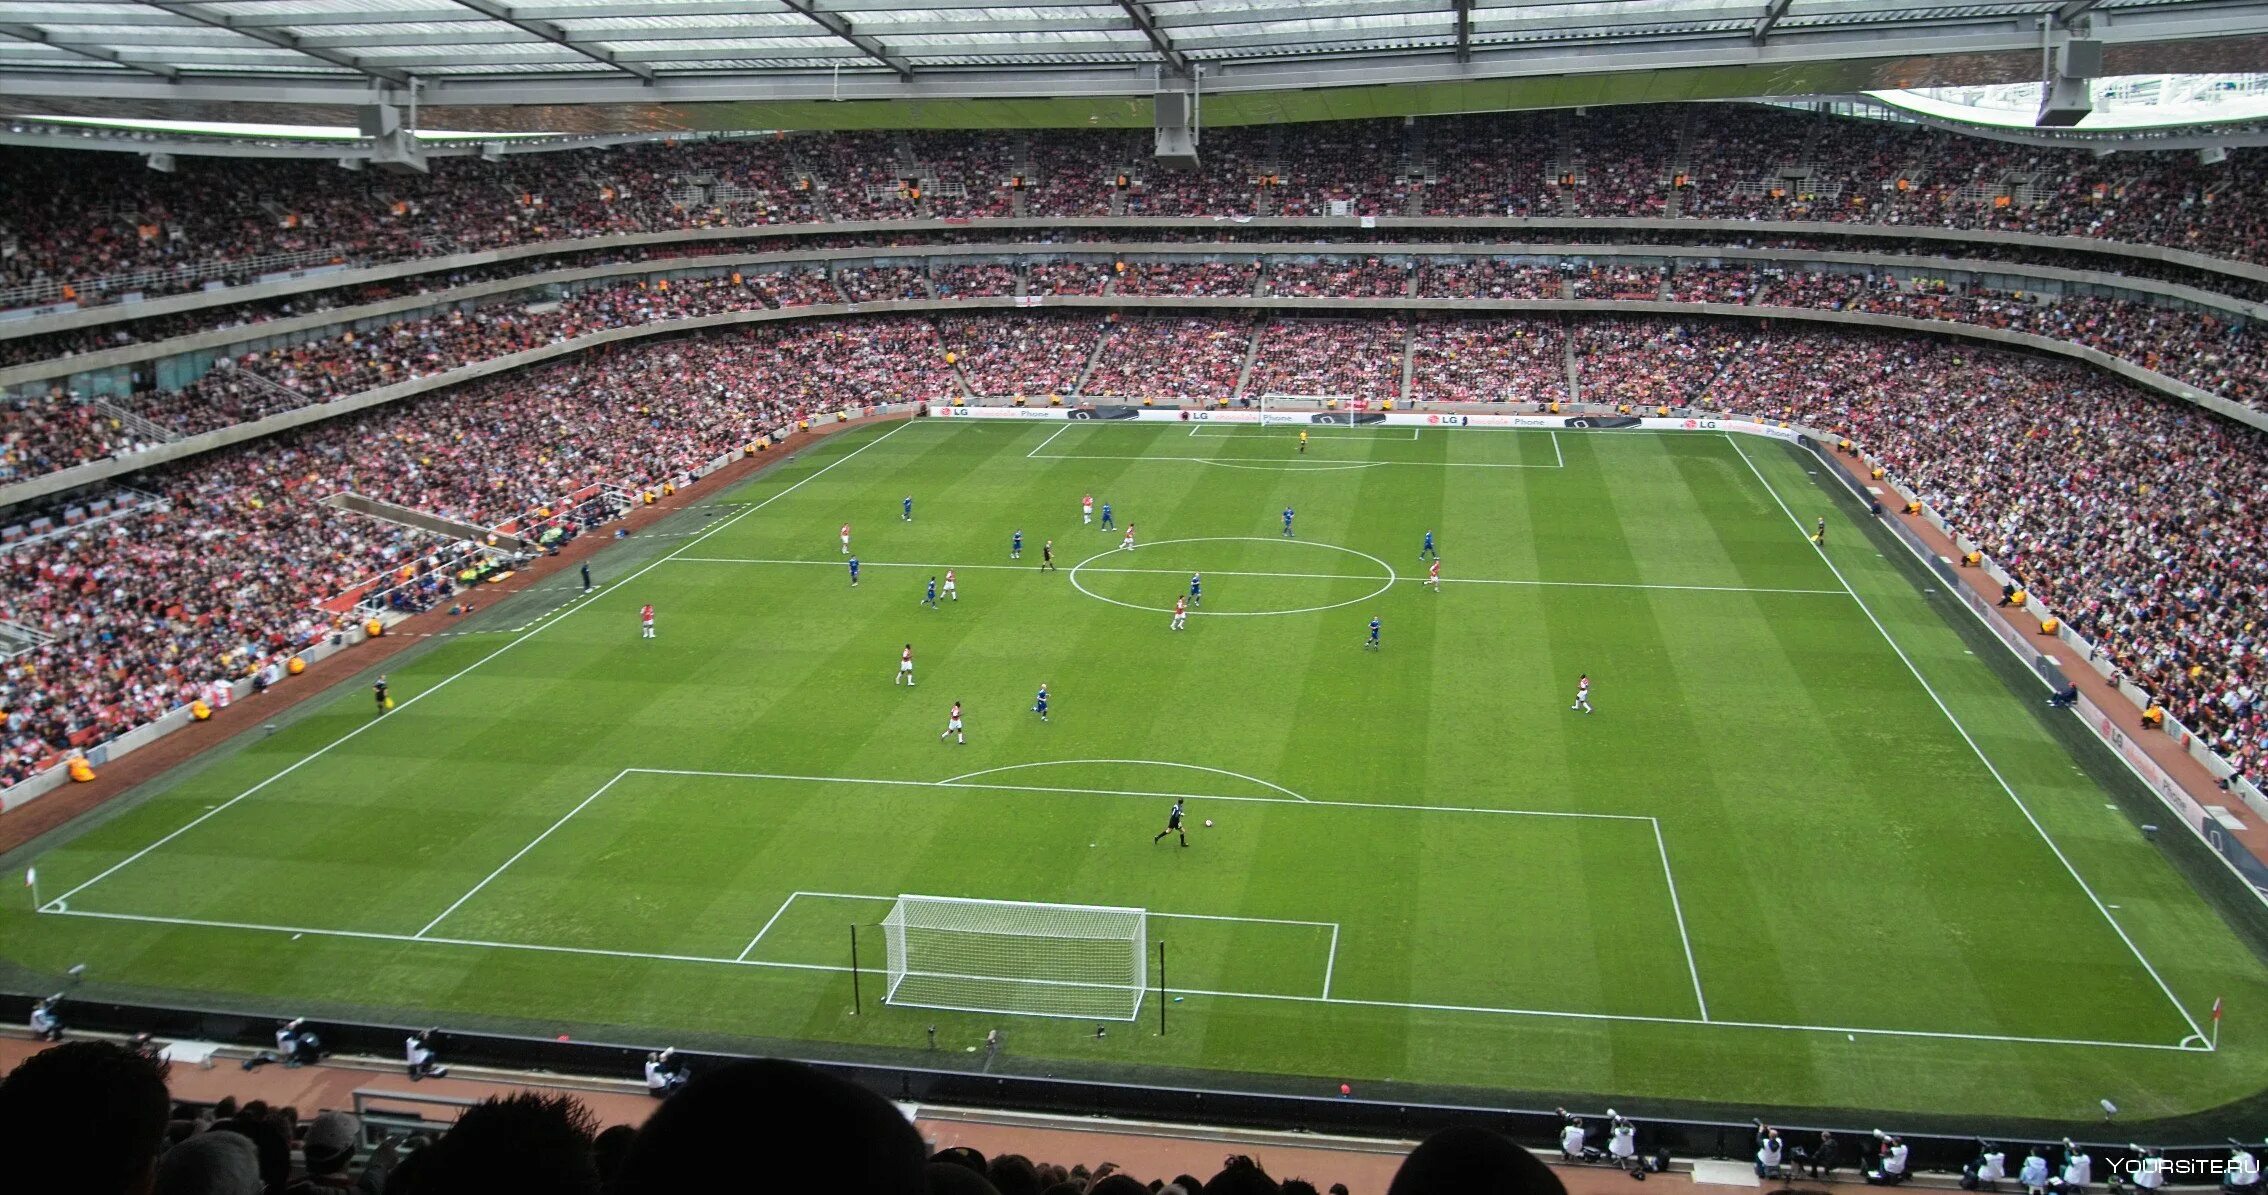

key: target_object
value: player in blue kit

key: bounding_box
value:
[1188,572,1203,608]
[1011,529,1023,560]
[848,555,860,587]
[1100,501,1114,530]
[1420,529,1436,561]
[902,494,913,522]
[1365,616,1381,650]
[922,576,939,608]
[1032,683,1049,723]
[1282,507,1295,538]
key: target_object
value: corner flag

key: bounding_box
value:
[22,867,31,888]
[2214,996,2225,1022]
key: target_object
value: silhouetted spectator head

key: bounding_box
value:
[591,1124,637,1187]
[154,1129,261,1195]
[930,1160,1006,1195]
[621,1059,923,1195]
[1206,1155,1281,1195]
[932,1147,989,1175]
[400,1092,600,1195]
[0,1039,173,1195]
[1092,1175,1151,1195]
[987,1153,1043,1195]
[1390,1125,1568,1195]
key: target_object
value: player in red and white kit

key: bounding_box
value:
[942,569,958,602]
[895,644,915,686]
[940,700,964,744]
[1120,524,1137,551]
[839,522,852,554]
[1571,674,1592,714]
[640,604,655,639]
[1171,596,1188,631]
[1425,559,1441,591]
[1082,493,1094,525]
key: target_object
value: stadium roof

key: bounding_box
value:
[0,0,2262,132]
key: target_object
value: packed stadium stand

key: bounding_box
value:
[6,3,2268,1160]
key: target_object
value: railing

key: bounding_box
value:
[92,399,180,446]
[0,247,347,309]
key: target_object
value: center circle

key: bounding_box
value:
[1066,537,1399,617]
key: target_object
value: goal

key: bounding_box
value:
[1258,393,1358,427]
[880,894,1149,1021]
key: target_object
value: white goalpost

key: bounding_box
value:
[880,894,1150,1021]
[1257,393,1358,427]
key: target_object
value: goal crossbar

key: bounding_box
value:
[881,894,1149,1021]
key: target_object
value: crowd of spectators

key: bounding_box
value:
[1692,326,2268,774]
[1083,316,1253,401]
[838,265,931,304]
[937,313,1102,398]
[1111,262,1259,297]
[1266,260,1411,298]
[2,1040,1577,1195]
[1408,319,1568,404]
[1026,261,1115,297]
[933,264,1021,299]
[6,107,2265,318]
[1566,266,1665,300]
[0,326,940,781]
[1419,260,1563,300]
[2,308,2264,781]
[11,255,2268,490]
[1245,318,1408,401]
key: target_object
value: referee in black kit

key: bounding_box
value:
[373,674,390,715]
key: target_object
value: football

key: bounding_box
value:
[1204,819,1214,827]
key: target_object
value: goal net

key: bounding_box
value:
[880,895,1148,1021]
[1258,393,1358,427]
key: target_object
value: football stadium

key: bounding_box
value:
[3,2,2268,1191]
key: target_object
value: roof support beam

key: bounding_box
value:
[773,0,913,79]
[0,22,179,78]
[2056,0,2105,24]
[1753,0,1793,42]
[1454,0,1474,61]
[1116,0,1190,74]
[134,1,412,83]
[443,0,656,80]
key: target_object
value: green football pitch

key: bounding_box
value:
[8,417,2267,1123]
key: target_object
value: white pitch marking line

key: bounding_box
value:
[736,890,808,962]
[628,766,1654,824]
[1187,424,1418,441]
[36,905,2198,1051]
[1551,429,1564,468]
[1323,923,1340,1000]
[1032,451,1551,471]
[1725,433,2210,1048]
[1026,425,1069,457]
[1151,910,1340,928]
[942,759,1313,803]
[1652,817,1709,1022]
[669,555,1845,597]
[417,769,630,937]
[40,422,915,912]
